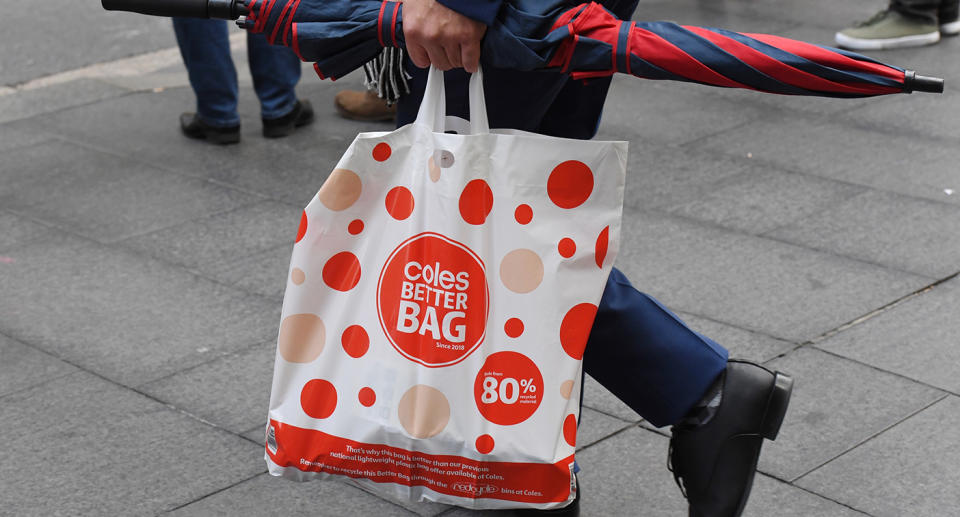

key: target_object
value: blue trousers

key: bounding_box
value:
[397,67,728,428]
[172,18,301,127]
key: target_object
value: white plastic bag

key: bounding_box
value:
[265,67,627,510]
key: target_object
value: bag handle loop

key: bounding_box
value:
[415,65,490,135]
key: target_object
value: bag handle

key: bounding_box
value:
[414,66,490,135]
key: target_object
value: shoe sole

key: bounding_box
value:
[835,30,940,50]
[334,103,397,122]
[941,20,960,35]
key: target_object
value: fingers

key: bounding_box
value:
[460,40,481,74]
[445,44,464,71]
[425,44,454,71]
[407,43,431,69]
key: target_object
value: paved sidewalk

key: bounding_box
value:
[2,0,960,515]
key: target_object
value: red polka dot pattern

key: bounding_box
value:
[563,414,577,446]
[560,303,598,360]
[476,434,495,454]
[547,160,594,209]
[595,226,610,268]
[296,211,308,243]
[372,142,392,161]
[514,204,533,225]
[348,219,364,235]
[301,379,337,419]
[385,186,415,220]
[504,318,524,338]
[558,238,576,258]
[358,387,376,407]
[322,252,362,291]
[341,325,370,358]
[459,179,494,225]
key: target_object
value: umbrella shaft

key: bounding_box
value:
[101,0,248,19]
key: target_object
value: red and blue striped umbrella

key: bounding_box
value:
[237,0,941,95]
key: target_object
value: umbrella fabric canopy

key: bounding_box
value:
[241,0,941,95]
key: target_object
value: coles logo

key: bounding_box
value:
[377,232,489,367]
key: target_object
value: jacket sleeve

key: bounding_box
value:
[436,0,503,26]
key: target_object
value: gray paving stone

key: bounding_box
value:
[577,406,636,450]
[0,79,130,124]
[693,117,960,206]
[211,243,292,300]
[140,342,275,435]
[575,426,687,515]
[768,189,960,278]
[167,473,421,516]
[0,235,279,387]
[0,372,263,516]
[0,119,54,153]
[615,208,930,342]
[0,139,260,243]
[117,200,300,273]
[696,0,869,31]
[742,474,868,517]
[627,0,796,33]
[0,333,76,398]
[761,347,944,481]
[796,395,959,517]
[666,168,866,235]
[817,276,960,394]
[676,312,796,364]
[2,2,175,85]
[0,211,59,253]
[840,85,960,141]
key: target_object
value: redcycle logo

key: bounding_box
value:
[377,232,488,367]
[452,482,499,495]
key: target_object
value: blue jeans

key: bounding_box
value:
[398,61,728,428]
[173,18,302,127]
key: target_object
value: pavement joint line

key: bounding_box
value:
[810,345,959,398]
[580,402,644,424]
[789,393,951,484]
[0,33,245,95]
[802,270,960,347]
[577,422,641,451]
[134,339,271,391]
[751,472,876,517]
[0,370,85,403]
[574,423,648,455]
[161,469,268,515]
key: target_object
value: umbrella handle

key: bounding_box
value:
[101,0,248,19]
[903,71,944,94]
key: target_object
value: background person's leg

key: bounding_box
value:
[246,31,301,121]
[172,18,240,127]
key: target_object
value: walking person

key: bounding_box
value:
[173,18,314,144]
[397,1,794,515]
[836,0,960,49]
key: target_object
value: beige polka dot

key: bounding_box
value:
[318,169,362,211]
[291,268,306,285]
[560,380,575,400]
[499,249,544,294]
[278,313,325,363]
[428,155,441,182]
[398,385,450,439]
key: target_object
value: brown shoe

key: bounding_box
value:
[334,89,397,122]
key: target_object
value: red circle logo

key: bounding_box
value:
[473,351,544,425]
[378,232,489,367]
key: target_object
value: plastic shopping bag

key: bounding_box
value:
[264,67,627,510]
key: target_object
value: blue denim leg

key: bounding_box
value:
[172,18,240,127]
[583,269,728,427]
[247,31,301,120]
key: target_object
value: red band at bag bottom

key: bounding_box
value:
[267,420,575,504]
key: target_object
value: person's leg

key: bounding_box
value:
[172,18,240,127]
[246,30,301,120]
[583,269,728,427]
[939,0,960,34]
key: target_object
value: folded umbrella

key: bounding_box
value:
[102,0,943,95]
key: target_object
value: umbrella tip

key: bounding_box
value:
[904,70,944,94]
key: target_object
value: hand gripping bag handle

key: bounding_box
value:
[415,66,490,135]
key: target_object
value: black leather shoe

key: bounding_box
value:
[179,113,240,145]
[514,481,580,516]
[262,99,315,138]
[669,360,793,517]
